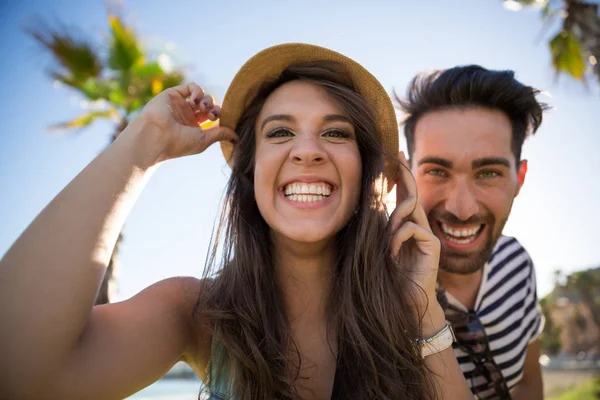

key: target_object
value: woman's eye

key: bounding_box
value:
[323,129,351,139]
[266,128,294,138]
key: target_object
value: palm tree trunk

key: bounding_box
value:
[95,233,122,305]
[94,119,129,305]
[580,289,600,332]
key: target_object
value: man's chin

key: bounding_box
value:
[439,251,491,275]
[437,226,499,275]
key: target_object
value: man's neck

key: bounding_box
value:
[438,268,484,310]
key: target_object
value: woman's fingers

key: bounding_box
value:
[196,95,215,113]
[177,122,237,156]
[203,124,237,145]
[389,194,417,233]
[396,151,417,205]
[389,151,431,233]
[390,221,440,261]
[171,82,205,102]
[206,105,221,122]
[141,81,238,160]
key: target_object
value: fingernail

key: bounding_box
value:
[211,110,219,118]
[202,102,210,110]
[194,98,200,105]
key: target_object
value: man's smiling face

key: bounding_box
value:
[410,107,525,274]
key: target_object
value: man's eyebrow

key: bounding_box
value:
[260,114,294,131]
[472,157,511,169]
[418,157,453,169]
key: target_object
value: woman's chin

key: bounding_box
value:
[273,224,339,246]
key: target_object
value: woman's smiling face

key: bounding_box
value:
[253,80,362,244]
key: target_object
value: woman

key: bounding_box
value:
[0,43,470,399]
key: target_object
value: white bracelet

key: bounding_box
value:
[417,324,456,358]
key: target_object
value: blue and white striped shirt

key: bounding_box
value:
[442,235,544,399]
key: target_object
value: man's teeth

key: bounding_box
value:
[284,183,331,202]
[440,223,482,244]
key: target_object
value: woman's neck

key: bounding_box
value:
[272,235,336,325]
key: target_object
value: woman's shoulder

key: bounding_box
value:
[145,276,203,310]
[148,277,214,375]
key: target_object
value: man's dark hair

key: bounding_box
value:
[396,65,550,163]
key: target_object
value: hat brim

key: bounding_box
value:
[219,43,398,192]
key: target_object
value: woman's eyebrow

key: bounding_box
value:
[323,114,352,124]
[260,114,294,130]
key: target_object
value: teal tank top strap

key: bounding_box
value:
[206,336,236,400]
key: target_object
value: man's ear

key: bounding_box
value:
[515,160,528,197]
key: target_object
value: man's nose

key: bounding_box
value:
[444,178,480,221]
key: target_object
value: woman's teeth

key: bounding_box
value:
[288,194,327,202]
[284,183,331,202]
[440,223,483,245]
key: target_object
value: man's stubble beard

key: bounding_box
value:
[429,211,509,275]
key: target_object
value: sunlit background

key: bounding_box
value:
[0,0,598,397]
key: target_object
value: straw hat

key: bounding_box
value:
[219,43,398,192]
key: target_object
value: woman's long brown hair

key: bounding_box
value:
[194,61,437,400]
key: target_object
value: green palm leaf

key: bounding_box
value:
[550,30,586,80]
[27,9,189,305]
[27,24,102,85]
[108,15,143,71]
[48,109,119,131]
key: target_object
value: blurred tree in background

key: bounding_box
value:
[539,297,563,355]
[541,267,600,356]
[26,8,185,304]
[503,0,600,88]
[565,270,600,328]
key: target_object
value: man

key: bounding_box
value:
[397,66,548,399]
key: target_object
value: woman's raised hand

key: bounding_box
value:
[126,82,238,164]
[388,152,441,310]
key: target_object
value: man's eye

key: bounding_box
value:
[478,170,500,178]
[428,169,447,177]
[323,129,351,139]
[266,128,294,138]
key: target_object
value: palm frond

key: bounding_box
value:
[26,22,102,84]
[107,15,144,71]
[549,30,587,80]
[48,109,119,132]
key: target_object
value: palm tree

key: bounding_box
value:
[503,0,600,88]
[539,297,563,355]
[566,269,600,331]
[26,12,185,304]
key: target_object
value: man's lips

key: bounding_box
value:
[434,220,487,251]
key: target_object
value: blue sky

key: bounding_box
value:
[0,0,598,299]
